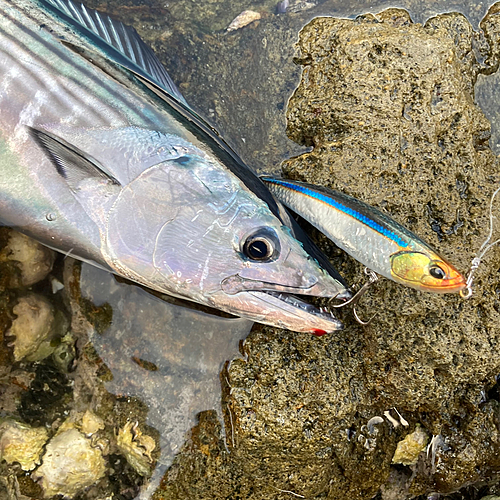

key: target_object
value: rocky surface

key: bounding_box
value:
[2,2,500,500]
[155,6,500,500]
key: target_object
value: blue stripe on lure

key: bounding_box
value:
[263,177,408,248]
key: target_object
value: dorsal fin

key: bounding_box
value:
[29,127,121,189]
[40,0,186,104]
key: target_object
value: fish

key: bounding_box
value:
[262,177,466,293]
[0,0,351,334]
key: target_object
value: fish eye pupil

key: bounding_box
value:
[429,265,446,280]
[244,238,272,261]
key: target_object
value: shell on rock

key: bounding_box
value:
[227,10,261,32]
[117,421,156,477]
[0,420,49,471]
[7,293,56,362]
[81,410,105,436]
[33,428,106,498]
[1,231,55,287]
[392,425,429,465]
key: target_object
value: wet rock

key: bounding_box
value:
[259,6,500,498]
[33,428,106,498]
[7,293,56,362]
[0,420,48,471]
[0,231,55,287]
[19,363,73,427]
[152,6,500,500]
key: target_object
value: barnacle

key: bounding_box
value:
[7,293,55,362]
[33,428,106,498]
[1,230,55,287]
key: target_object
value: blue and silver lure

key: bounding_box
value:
[262,177,466,294]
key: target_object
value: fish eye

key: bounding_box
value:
[429,265,446,280]
[242,228,280,262]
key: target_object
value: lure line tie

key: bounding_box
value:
[461,184,500,299]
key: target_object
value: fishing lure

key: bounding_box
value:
[262,177,466,294]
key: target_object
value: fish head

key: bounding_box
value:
[219,216,337,296]
[201,204,348,333]
[390,251,466,293]
[102,156,349,333]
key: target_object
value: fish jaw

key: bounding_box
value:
[390,251,466,293]
[220,269,351,300]
[209,289,343,334]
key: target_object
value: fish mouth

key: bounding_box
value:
[248,290,344,335]
[419,277,467,294]
[221,274,351,299]
[211,287,347,335]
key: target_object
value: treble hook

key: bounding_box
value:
[460,184,500,299]
[331,268,379,325]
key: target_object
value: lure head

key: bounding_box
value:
[390,251,466,293]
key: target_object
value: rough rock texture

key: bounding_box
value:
[156,7,500,500]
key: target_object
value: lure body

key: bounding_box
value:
[262,177,466,293]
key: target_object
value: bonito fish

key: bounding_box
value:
[0,0,350,333]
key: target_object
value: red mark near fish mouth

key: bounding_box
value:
[311,329,327,336]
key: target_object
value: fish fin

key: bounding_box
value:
[28,127,121,189]
[40,0,186,104]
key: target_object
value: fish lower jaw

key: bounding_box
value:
[245,290,344,334]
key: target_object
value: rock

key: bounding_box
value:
[33,428,106,498]
[0,420,49,471]
[0,231,54,287]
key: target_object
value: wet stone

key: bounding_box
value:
[158,6,500,499]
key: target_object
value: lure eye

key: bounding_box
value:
[242,229,280,262]
[429,265,446,280]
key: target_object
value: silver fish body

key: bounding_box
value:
[0,0,349,333]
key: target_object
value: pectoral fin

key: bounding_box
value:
[28,127,121,190]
